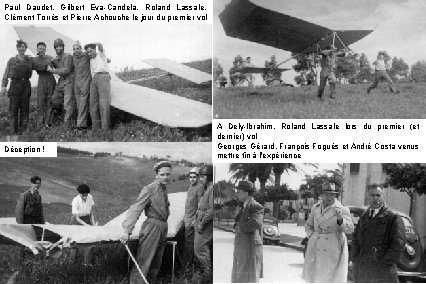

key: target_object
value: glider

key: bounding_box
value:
[238,66,290,74]
[13,26,212,128]
[219,0,373,59]
[0,192,186,276]
[142,58,212,84]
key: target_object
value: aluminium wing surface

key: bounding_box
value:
[219,0,373,54]
[13,26,212,128]
[142,58,212,84]
[0,192,186,250]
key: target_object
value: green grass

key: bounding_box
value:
[0,59,212,142]
[213,82,426,119]
[0,156,202,283]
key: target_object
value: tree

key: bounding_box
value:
[335,53,358,83]
[262,55,282,85]
[213,57,224,82]
[355,53,373,83]
[411,60,426,83]
[299,168,343,200]
[293,53,319,86]
[229,55,247,86]
[382,163,426,217]
[389,57,409,81]
[229,163,315,218]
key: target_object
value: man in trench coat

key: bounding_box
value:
[351,185,405,282]
[231,180,264,283]
[303,182,354,282]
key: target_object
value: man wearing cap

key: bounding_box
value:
[47,38,75,129]
[367,52,399,94]
[182,167,204,270]
[351,185,405,283]
[84,42,111,130]
[72,41,92,130]
[231,181,264,283]
[31,42,56,128]
[120,161,171,284]
[303,182,354,282]
[317,45,346,100]
[194,164,214,283]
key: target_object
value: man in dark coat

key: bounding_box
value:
[16,176,45,225]
[231,181,264,283]
[351,185,405,283]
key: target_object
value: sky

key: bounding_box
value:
[58,142,212,163]
[215,163,339,190]
[0,24,212,84]
[214,0,426,85]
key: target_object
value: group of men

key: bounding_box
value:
[1,39,111,135]
[228,180,407,283]
[120,162,213,284]
[303,182,406,283]
[14,162,214,284]
[317,46,400,100]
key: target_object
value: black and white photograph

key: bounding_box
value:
[0,24,212,141]
[213,0,426,119]
[0,142,213,284]
[213,163,426,282]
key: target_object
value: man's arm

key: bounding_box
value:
[15,193,25,224]
[338,206,354,234]
[305,206,315,237]
[122,186,151,234]
[199,186,213,229]
[382,213,405,264]
[40,196,45,224]
[1,58,12,90]
[49,55,73,77]
[238,203,264,233]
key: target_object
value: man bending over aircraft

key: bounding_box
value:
[317,44,345,100]
[85,42,111,131]
[367,51,399,95]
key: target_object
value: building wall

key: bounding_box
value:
[342,163,426,249]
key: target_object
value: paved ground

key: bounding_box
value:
[213,228,305,283]
[278,222,306,250]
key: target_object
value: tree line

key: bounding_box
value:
[213,54,426,86]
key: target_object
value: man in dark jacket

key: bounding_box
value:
[16,176,45,225]
[351,185,405,282]
[231,181,264,283]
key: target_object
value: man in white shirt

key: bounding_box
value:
[367,52,399,94]
[84,43,111,130]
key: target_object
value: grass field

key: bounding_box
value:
[0,59,212,142]
[0,155,200,283]
[213,82,426,119]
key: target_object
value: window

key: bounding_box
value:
[350,163,360,174]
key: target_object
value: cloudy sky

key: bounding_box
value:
[0,24,212,76]
[58,142,212,163]
[215,0,426,84]
[215,163,339,190]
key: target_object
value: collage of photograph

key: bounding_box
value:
[1,0,426,283]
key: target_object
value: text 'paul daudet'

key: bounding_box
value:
[4,3,206,11]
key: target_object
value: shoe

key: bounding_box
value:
[367,88,371,94]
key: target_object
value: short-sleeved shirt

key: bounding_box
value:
[71,194,94,216]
